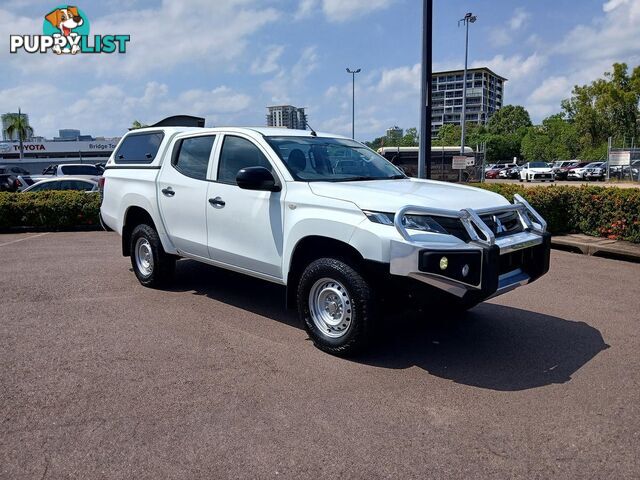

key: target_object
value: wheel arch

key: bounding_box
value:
[285,236,368,309]
[121,206,158,257]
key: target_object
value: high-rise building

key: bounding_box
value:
[386,126,403,140]
[1,112,32,141]
[430,67,506,138]
[266,105,307,130]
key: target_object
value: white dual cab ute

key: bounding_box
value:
[101,125,551,355]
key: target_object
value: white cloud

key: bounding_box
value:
[294,0,318,20]
[603,0,629,12]
[251,45,285,75]
[471,53,546,82]
[489,7,530,47]
[321,0,395,22]
[0,81,252,138]
[261,46,319,103]
[509,8,530,30]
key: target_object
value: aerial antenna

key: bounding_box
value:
[305,121,317,137]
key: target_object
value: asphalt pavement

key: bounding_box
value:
[1,232,639,479]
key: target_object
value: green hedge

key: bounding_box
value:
[0,191,100,230]
[471,184,640,243]
[1,186,638,243]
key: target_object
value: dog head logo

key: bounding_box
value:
[9,5,128,55]
[43,5,89,54]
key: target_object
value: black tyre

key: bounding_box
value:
[297,258,375,356]
[130,223,176,288]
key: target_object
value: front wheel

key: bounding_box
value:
[297,258,375,356]
[130,224,176,288]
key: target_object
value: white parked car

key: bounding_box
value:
[568,162,602,180]
[101,124,551,355]
[519,162,555,182]
[21,177,98,192]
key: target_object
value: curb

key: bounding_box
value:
[551,234,640,263]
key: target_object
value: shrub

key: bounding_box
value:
[0,191,100,230]
[471,184,640,243]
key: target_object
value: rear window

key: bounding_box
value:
[114,132,164,164]
[60,165,101,175]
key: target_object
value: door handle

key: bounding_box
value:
[161,187,175,197]
[209,197,225,208]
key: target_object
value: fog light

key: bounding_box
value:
[461,264,470,278]
[439,256,448,270]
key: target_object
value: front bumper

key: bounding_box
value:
[389,194,551,302]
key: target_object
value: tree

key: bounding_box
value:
[400,127,419,146]
[520,114,580,161]
[487,105,532,136]
[561,62,640,150]
[4,108,33,161]
[131,120,147,129]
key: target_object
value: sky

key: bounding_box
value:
[1,0,640,141]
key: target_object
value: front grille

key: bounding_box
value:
[479,211,523,238]
[437,216,471,243]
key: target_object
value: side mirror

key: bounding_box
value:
[236,166,281,192]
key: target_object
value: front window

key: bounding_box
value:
[528,162,548,168]
[265,136,404,182]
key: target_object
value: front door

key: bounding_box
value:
[157,134,216,258]
[206,134,284,279]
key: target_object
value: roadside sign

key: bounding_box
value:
[609,151,631,166]
[465,157,475,167]
[452,156,467,169]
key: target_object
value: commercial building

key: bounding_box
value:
[1,112,33,141]
[0,138,120,161]
[266,105,307,130]
[54,129,94,142]
[431,67,506,138]
[386,126,403,140]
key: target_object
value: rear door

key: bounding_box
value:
[157,134,217,258]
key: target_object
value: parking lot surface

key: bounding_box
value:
[1,231,639,479]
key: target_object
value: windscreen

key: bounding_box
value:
[265,136,404,182]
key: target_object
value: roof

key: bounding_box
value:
[432,66,508,81]
[128,126,350,139]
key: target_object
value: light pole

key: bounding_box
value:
[346,67,361,139]
[458,12,476,159]
[418,0,433,179]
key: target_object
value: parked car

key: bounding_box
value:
[496,163,518,179]
[584,162,607,181]
[554,161,581,180]
[506,165,522,179]
[18,163,103,190]
[101,124,551,356]
[0,165,30,192]
[519,162,555,182]
[21,177,98,192]
[485,168,502,179]
[568,161,602,180]
[484,165,503,177]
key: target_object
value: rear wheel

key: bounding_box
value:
[130,224,176,288]
[297,258,375,356]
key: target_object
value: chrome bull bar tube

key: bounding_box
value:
[393,195,546,248]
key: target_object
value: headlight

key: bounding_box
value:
[363,210,448,234]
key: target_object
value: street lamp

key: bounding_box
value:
[458,12,476,159]
[346,67,361,139]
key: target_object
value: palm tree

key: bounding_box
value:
[5,108,33,161]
